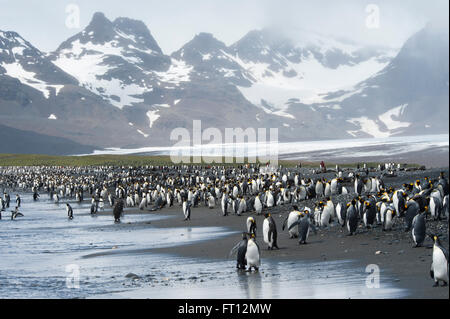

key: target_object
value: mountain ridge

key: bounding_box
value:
[0,12,448,154]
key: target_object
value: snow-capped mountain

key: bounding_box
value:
[0,28,147,149]
[50,12,179,110]
[0,12,448,154]
[0,30,76,98]
[308,23,449,138]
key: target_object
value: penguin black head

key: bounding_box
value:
[428,234,441,245]
[292,205,299,211]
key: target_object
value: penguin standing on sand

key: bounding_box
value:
[208,193,215,209]
[282,206,302,238]
[16,194,21,208]
[346,199,358,236]
[182,199,191,221]
[66,203,73,220]
[113,199,124,223]
[354,175,363,196]
[429,234,448,287]
[411,213,426,247]
[90,201,98,215]
[362,200,377,229]
[263,213,279,250]
[254,194,262,215]
[221,192,228,216]
[336,202,347,227]
[229,233,248,270]
[245,234,260,272]
[288,210,317,244]
[382,207,396,231]
[404,200,420,231]
[428,195,443,221]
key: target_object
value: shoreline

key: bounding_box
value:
[92,187,448,299]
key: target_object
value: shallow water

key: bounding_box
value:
[0,192,407,299]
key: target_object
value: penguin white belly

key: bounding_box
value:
[263,219,270,245]
[433,247,449,282]
[287,212,299,237]
[299,187,306,200]
[324,184,331,197]
[336,204,344,225]
[371,179,377,193]
[208,196,215,208]
[341,187,348,195]
[254,198,262,214]
[384,211,394,230]
[182,202,188,218]
[393,194,399,213]
[331,181,337,194]
[320,208,330,227]
[267,194,274,207]
[246,218,253,233]
[245,241,260,268]
[380,204,387,223]
[430,198,437,218]
[328,202,335,219]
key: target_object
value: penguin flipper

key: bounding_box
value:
[282,216,289,231]
[288,220,300,231]
[228,242,240,258]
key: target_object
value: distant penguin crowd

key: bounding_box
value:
[0,162,448,286]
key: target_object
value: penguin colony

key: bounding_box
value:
[0,163,448,286]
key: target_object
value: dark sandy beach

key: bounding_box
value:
[89,167,449,299]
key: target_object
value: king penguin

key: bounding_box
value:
[282,205,301,238]
[288,210,317,245]
[229,233,248,270]
[182,199,191,221]
[346,199,358,236]
[411,212,426,247]
[245,233,261,272]
[113,199,124,223]
[263,213,279,250]
[254,194,263,215]
[429,234,449,287]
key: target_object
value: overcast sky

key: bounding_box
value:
[0,0,448,54]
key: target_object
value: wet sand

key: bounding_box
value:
[93,168,449,299]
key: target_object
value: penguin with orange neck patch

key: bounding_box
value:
[263,213,279,250]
